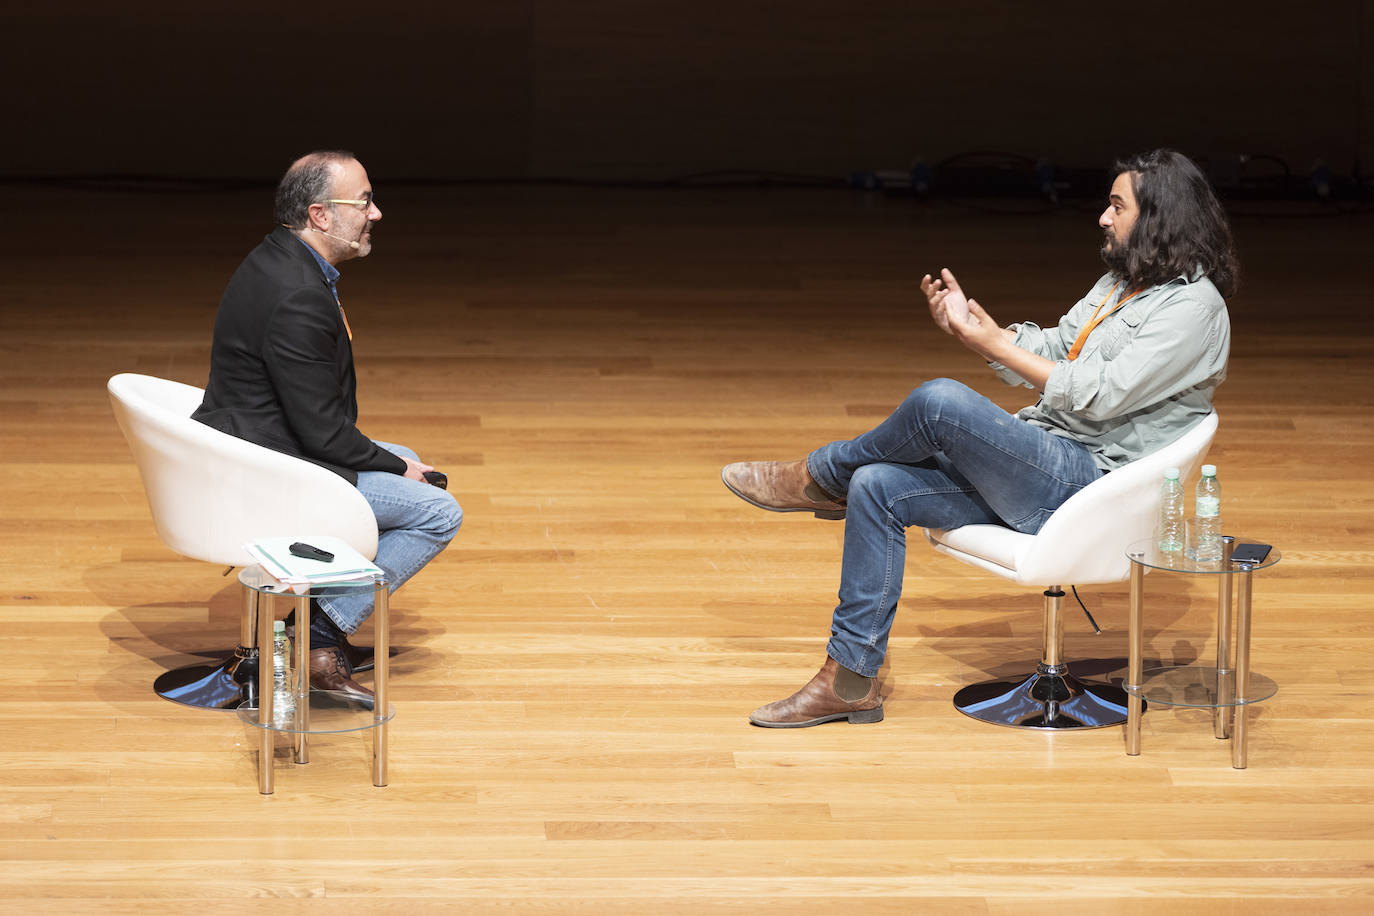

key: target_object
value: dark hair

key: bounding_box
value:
[273,150,356,228]
[1112,149,1239,298]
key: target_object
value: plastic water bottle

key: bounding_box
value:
[1193,464,1222,562]
[271,619,296,728]
[1156,467,1185,553]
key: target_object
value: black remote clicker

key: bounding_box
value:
[289,542,335,562]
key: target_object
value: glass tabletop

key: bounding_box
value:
[1126,536,1281,574]
[237,690,395,734]
[238,564,387,598]
[1126,665,1279,707]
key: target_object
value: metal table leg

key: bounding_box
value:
[1126,558,1144,756]
[255,588,274,795]
[293,595,310,765]
[373,578,389,787]
[1214,536,1235,738]
[1233,563,1255,769]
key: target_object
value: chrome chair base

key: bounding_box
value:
[953,664,1136,730]
[153,645,259,710]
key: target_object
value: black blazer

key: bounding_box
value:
[193,227,406,485]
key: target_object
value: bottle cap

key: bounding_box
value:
[274,620,286,633]
[1164,467,1180,479]
[1201,464,1216,476]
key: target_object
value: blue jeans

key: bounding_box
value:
[806,378,1102,677]
[316,441,463,635]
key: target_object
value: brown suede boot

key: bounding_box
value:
[749,656,883,728]
[721,459,846,520]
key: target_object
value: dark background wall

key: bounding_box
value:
[6,1,1371,186]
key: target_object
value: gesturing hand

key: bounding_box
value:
[948,296,1007,359]
[921,268,974,335]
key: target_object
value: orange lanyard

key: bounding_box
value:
[1066,282,1141,360]
[338,303,353,341]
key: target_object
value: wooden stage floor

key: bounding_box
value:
[1,183,1371,912]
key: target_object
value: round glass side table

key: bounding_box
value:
[1124,536,1280,769]
[232,566,394,794]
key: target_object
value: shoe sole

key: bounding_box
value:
[749,705,884,728]
[309,683,375,711]
[720,469,846,520]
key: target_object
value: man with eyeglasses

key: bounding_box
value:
[193,150,462,705]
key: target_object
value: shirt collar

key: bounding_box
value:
[296,236,341,301]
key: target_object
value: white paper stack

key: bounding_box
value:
[244,535,383,586]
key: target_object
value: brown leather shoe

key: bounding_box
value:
[287,625,379,673]
[309,647,375,708]
[749,656,883,728]
[721,459,846,520]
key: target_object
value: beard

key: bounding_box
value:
[338,221,373,259]
[1099,233,1130,276]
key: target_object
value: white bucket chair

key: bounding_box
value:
[925,411,1218,729]
[107,373,378,709]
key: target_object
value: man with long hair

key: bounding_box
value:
[722,148,1237,727]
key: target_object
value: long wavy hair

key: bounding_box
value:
[1111,149,1239,298]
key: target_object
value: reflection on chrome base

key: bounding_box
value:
[953,664,1137,729]
[153,645,257,710]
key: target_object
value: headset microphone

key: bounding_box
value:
[309,227,361,250]
[282,223,363,250]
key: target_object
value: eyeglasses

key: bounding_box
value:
[323,192,376,211]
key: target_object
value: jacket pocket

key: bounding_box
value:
[1097,303,1145,360]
